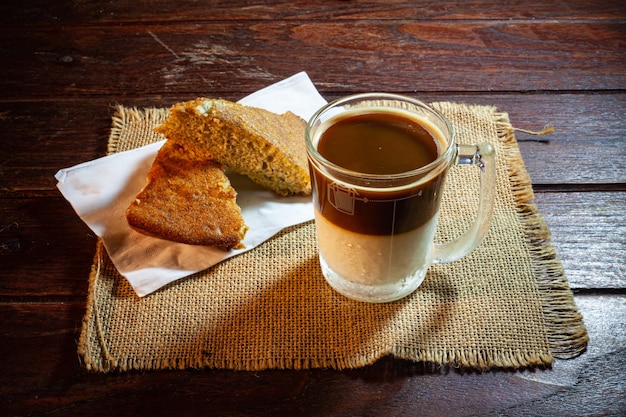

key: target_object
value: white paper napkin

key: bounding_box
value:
[55,72,328,296]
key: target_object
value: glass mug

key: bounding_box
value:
[305,93,496,303]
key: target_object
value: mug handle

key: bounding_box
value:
[432,143,496,264]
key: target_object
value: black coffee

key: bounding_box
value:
[317,112,439,174]
[312,111,447,235]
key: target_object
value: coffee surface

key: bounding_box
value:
[317,112,439,174]
[311,110,448,235]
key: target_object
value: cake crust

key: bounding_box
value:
[155,99,311,196]
[126,140,248,249]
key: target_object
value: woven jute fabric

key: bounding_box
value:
[78,103,588,372]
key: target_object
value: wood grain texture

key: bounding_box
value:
[1,21,624,99]
[534,192,626,289]
[0,197,95,298]
[2,0,626,23]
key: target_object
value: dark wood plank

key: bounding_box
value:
[1,294,623,416]
[0,102,112,193]
[2,0,625,24]
[0,197,95,298]
[1,21,625,100]
[1,94,624,196]
[534,191,626,289]
[423,93,626,186]
[493,294,626,416]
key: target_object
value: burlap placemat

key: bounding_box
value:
[78,102,588,372]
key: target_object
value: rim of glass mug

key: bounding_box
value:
[305,93,457,188]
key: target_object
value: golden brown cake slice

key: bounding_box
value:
[155,98,311,196]
[126,140,248,249]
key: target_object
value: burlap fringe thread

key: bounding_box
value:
[78,103,588,372]
[107,105,168,155]
[493,111,588,359]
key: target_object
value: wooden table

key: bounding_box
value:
[1,1,624,415]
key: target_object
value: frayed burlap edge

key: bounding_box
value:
[107,105,168,155]
[493,110,588,359]
[78,243,111,371]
